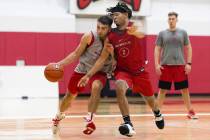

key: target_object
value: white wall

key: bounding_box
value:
[0,0,75,32]
[0,0,210,35]
[78,0,210,35]
[0,66,58,98]
[0,0,69,16]
[70,0,151,16]
[145,0,210,35]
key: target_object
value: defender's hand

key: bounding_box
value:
[77,75,90,87]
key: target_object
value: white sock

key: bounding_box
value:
[56,112,65,119]
[85,112,95,122]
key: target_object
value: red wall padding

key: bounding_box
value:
[5,32,36,65]
[36,33,65,65]
[0,32,210,94]
[0,32,6,65]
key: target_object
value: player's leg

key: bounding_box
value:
[157,65,172,109]
[83,80,103,135]
[174,66,198,119]
[157,89,168,109]
[133,71,164,129]
[60,92,77,113]
[180,88,198,119]
[115,80,130,118]
[83,73,106,135]
[88,80,103,117]
[115,71,136,137]
[52,72,85,134]
[52,91,77,134]
[143,95,164,129]
[180,88,192,111]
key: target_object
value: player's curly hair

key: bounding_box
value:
[107,2,132,19]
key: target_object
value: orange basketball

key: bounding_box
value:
[44,63,64,82]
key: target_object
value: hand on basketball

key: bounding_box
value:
[185,64,191,75]
[48,63,62,70]
[155,65,164,76]
[77,75,90,87]
[44,63,64,82]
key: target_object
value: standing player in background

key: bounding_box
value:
[51,15,113,135]
[78,2,165,137]
[154,12,198,119]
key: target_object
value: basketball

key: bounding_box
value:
[44,63,64,82]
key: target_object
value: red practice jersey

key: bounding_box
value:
[108,23,146,75]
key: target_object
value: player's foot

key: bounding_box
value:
[52,113,65,134]
[83,121,96,135]
[187,110,198,119]
[118,123,136,137]
[154,112,164,129]
[83,116,96,135]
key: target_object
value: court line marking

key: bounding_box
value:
[0,113,210,119]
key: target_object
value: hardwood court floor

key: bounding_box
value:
[0,96,210,140]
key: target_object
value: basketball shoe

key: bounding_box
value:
[52,113,65,134]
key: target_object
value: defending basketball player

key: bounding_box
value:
[51,15,113,135]
[78,2,164,137]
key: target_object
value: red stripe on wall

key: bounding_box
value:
[0,32,209,94]
[0,32,6,65]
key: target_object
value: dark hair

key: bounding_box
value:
[97,15,113,27]
[107,2,132,19]
[168,12,178,18]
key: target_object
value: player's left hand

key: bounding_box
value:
[77,75,90,87]
[126,25,144,38]
[126,25,138,33]
[185,64,191,75]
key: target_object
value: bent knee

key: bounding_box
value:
[91,80,103,91]
[115,80,128,93]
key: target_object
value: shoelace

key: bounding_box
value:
[83,116,92,123]
[155,114,163,121]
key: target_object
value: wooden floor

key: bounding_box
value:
[0,96,210,140]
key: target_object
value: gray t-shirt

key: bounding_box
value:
[75,31,113,74]
[156,28,190,65]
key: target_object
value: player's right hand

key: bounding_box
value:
[48,63,61,70]
[155,65,164,76]
[77,75,90,87]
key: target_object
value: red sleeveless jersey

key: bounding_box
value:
[108,25,146,75]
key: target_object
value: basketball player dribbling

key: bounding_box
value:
[51,15,113,135]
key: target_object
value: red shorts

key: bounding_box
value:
[159,65,188,90]
[114,70,154,96]
[68,72,107,94]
